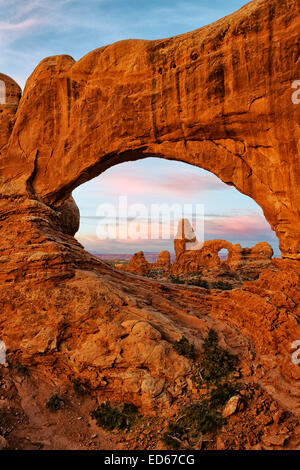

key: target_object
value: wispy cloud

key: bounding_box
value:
[0,18,39,32]
[0,1,48,47]
[0,0,86,85]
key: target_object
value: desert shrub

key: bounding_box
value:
[208,381,242,408]
[72,378,90,397]
[173,336,196,360]
[184,401,223,435]
[163,330,241,449]
[148,269,163,278]
[46,394,64,412]
[162,422,184,449]
[187,279,209,288]
[196,329,237,385]
[90,402,138,432]
[169,275,185,284]
[218,271,238,279]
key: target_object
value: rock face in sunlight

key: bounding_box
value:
[0,0,299,450]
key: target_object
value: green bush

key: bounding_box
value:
[148,269,163,278]
[173,336,196,360]
[90,402,138,431]
[208,381,242,408]
[187,279,209,289]
[72,378,90,397]
[163,329,241,449]
[185,401,223,435]
[211,281,233,290]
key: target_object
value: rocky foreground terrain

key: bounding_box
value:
[0,0,299,450]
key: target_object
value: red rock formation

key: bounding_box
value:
[171,220,274,277]
[0,73,21,150]
[174,219,197,256]
[153,250,171,272]
[250,242,274,260]
[121,250,171,275]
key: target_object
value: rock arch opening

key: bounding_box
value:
[73,157,278,285]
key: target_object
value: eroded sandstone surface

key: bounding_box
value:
[0,0,299,450]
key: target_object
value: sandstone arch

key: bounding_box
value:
[0,0,299,259]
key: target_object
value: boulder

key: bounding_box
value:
[222,396,244,418]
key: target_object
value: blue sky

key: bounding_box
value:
[0,0,280,255]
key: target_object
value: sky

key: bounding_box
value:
[0,0,280,255]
